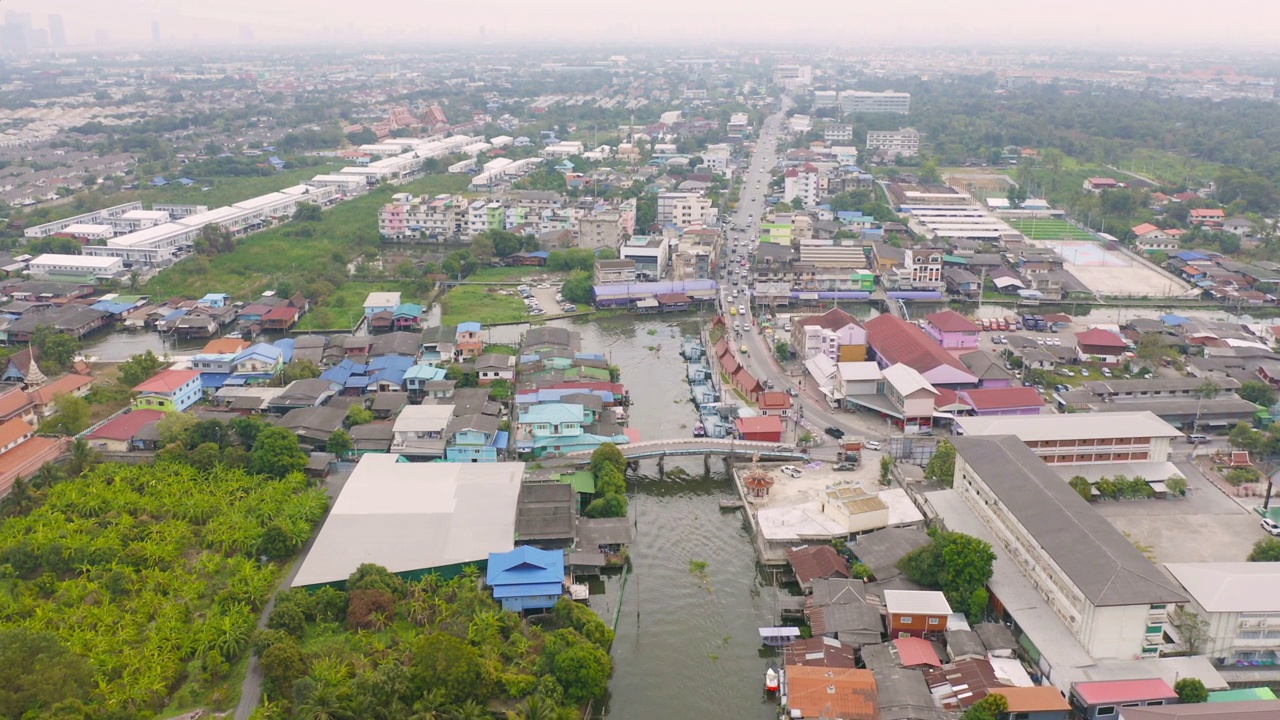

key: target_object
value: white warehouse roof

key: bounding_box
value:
[29,253,123,269]
[956,411,1182,442]
[292,455,524,587]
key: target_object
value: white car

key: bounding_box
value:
[780,465,803,478]
[738,305,746,314]
[1264,519,1280,536]
[864,441,882,451]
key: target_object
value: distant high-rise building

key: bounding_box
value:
[48,14,66,48]
[151,20,161,44]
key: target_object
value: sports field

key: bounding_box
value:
[1008,218,1096,241]
[1034,240,1193,298]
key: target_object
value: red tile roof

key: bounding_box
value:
[758,392,792,410]
[797,307,859,332]
[1131,222,1160,236]
[202,338,250,354]
[0,417,33,449]
[865,314,973,377]
[786,545,853,585]
[782,637,859,668]
[0,386,33,418]
[1190,208,1226,218]
[87,409,166,441]
[995,687,1071,713]
[734,415,784,434]
[133,369,201,394]
[27,374,93,407]
[1075,328,1128,349]
[1073,678,1177,705]
[958,386,1045,411]
[262,305,301,321]
[925,310,979,333]
[893,637,942,668]
[786,667,878,720]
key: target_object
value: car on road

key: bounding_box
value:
[824,426,845,439]
[787,387,799,397]
[780,465,803,478]
[740,345,748,353]
[833,463,857,472]
[864,441,881,451]
[1264,518,1280,536]
[738,305,746,314]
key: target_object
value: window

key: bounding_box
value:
[928,618,940,625]
[1096,706,1116,717]
[898,616,912,624]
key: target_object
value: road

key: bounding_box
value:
[716,99,890,447]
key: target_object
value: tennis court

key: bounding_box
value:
[1008,218,1096,241]
[1035,240,1192,297]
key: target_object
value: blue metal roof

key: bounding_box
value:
[199,373,232,388]
[492,582,562,599]
[456,321,482,333]
[490,430,509,448]
[273,338,295,363]
[486,546,564,586]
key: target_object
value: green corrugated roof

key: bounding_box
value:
[943,255,968,264]
[1209,688,1277,703]
[559,471,596,494]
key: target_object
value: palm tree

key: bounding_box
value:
[506,696,559,720]
[31,463,65,490]
[295,682,353,720]
[1,478,37,516]
[448,701,490,720]
[68,438,99,476]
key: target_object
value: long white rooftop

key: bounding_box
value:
[956,411,1182,442]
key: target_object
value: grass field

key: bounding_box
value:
[465,266,558,282]
[294,281,425,331]
[1008,218,1097,241]
[142,174,469,299]
[440,285,528,326]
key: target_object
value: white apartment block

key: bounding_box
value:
[773,64,813,88]
[823,124,854,142]
[379,193,467,241]
[839,90,912,114]
[60,224,115,242]
[578,212,627,251]
[954,412,1181,467]
[903,248,944,290]
[657,192,716,228]
[618,235,670,280]
[539,141,585,158]
[23,201,143,238]
[866,128,922,158]
[797,239,870,270]
[28,253,123,279]
[813,90,839,109]
[110,209,171,234]
[702,144,732,174]
[727,113,751,134]
[951,436,1188,660]
[784,166,822,209]
[1164,563,1280,668]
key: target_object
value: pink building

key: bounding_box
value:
[923,310,980,350]
[957,387,1045,416]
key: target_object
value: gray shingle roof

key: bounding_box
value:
[950,435,1188,607]
[850,527,930,580]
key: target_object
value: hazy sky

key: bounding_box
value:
[10,0,1280,50]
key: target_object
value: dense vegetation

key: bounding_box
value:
[897,527,995,621]
[0,457,328,718]
[252,565,614,719]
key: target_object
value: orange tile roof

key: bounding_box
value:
[202,338,250,354]
[0,386,32,418]
[0,417,33,449]
[785,666,878,720]
[0,435,62,494]
[26,374,93,407]
[995,686,1071,712]
[133,369,201,394]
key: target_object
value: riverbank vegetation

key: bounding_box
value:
[584,443,629,519]
[252,565,613,719]
[0,454,328,718]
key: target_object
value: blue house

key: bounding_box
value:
[446,413,504,462]
[486,547,565,613]
[150,176,168,186]
[198,293,231,308]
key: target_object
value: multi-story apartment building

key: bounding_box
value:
[379,193,467,242]
[579,212,627,251]
[954,412,1182,466]
[797,239,869,269]
[791,308,867,362]
[838,90,912,114]
[866,128,922,158]
[657,192,716,229]
[1164,563,1280,671]
[672,247,713,281]
[594,259,637,285]
[900,247,944,290]
[950,436,1188,660]
[783,164,822,209]
[773,64,812,88]
[823,124,854,142]
[813,90,839,109]
[618,235,670,280]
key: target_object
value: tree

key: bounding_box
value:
[31,326,79,373]
[157,411,198,446]
[251,426,309,479]
[283,359,323,383]
[1168,607,1210,655]
[41,395,90,435]
[189,442,222,468]
[118,350,164,388]
[232,415,269,448]
[347,563,406,597]
[918,157,943,185]
[898,529,996,621]
[260,635,307,700]
[189,418,230,448]
[1166,476,1188,497]
[408,633,491,707]
[327,429,353,460]
[1174,677,1208,704]
[924,441,956,487]
[1240,380,1277,407]
[550,642,612,705]
[293,204,323,222]
[960,693,1008,720]
[879,455,893,486]
[1068,476,1093,501]
[1231,422,1261,451]
[1249,537,1280,562]
[346,404,374,427]
[0,628,93,719]
[560,271,595,305]
[590,443,626,478]
[583,493,628,518]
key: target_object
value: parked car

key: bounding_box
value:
[1057,368,1074,377]
[824,426,845,439]
[780,465,803,478]
[833,463,857,472]
[1263,518,1280,537]
[864,440,881,451]
[1080,368,1090,376]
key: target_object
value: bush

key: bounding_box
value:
[346,588,396,630]
[1226,467,1261,486]
[1166,476,1188,497]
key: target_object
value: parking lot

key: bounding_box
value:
[520,282,570,318]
